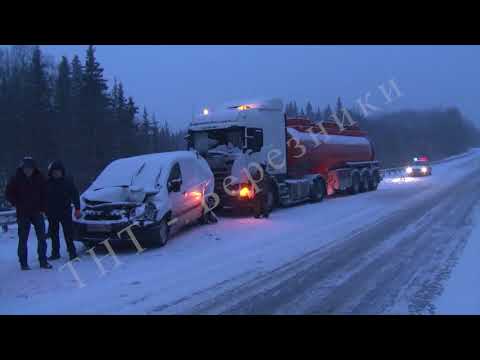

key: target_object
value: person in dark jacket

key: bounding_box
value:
[46,160,81,261]
[5,157,52,270]
[251,164,272,219]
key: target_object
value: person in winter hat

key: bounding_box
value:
[46,160,81,261]
[5,156,52,270]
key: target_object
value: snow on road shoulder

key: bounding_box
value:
[434,203,480,314]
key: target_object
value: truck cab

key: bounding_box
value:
[187,99,287,211]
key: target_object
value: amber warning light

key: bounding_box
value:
[239,186,252,198]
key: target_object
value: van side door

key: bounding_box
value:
[167,162,187,230]
[179,158,205,223]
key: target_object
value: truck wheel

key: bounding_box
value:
[360,174,370,192]
[369,173,379,191]
[349,173,361,195]
[267,189,276,212]
[310,178,326,202]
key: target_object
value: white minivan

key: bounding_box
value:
[74,151,216,248]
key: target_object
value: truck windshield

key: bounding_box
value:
[191,128,244,154]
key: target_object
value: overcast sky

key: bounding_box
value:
[41,45,480,130]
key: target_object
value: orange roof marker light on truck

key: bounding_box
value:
[234,104,257,111]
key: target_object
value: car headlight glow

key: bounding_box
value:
[421,166,428,173]
[406,167,413,174]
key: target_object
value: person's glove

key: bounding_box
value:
[74,209,81,219]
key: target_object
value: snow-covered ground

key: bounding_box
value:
[434,203,480,314]
[1,148,480,314]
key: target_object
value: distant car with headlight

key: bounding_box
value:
[405,156,432,177]
[74,151,215,248]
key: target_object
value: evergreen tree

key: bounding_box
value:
[140,107,152,153]
[285,102,292,116]
[335,97,344,120]
[323,105,333,122]
[315,106,323,122]
[26,46,54,163]
[305,101,313,119]
[151,113,160,152]
[81,45,110,170]
[54,55,72,158]
[292,101,298,116]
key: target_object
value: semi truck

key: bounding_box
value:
[186,98,382,212]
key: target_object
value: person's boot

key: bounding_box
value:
[20,264,31,271]
[48,254,61,261]
[40,261,53,269]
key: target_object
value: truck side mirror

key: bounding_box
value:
[246,128,263,153]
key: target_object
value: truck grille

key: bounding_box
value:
[214,171,230,196]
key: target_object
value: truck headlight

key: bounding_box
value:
[406,167,413,174]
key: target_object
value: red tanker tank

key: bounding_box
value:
[286,117,375,179]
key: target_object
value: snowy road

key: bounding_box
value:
[1,149,480,314]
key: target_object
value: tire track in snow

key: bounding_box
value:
[184,166,480,314]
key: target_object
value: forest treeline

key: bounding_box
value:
[0,45,185,194]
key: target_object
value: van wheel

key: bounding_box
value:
[155,218,169,247]
[310,178,326,202]
[349,173,361,195]
[360,174,370,192]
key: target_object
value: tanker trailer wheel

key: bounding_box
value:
[369,172,379,191]
[360,173,370,192]
[349,173,361,195]
[310,178,326,203]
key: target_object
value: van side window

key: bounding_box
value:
[168,163,182,182]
